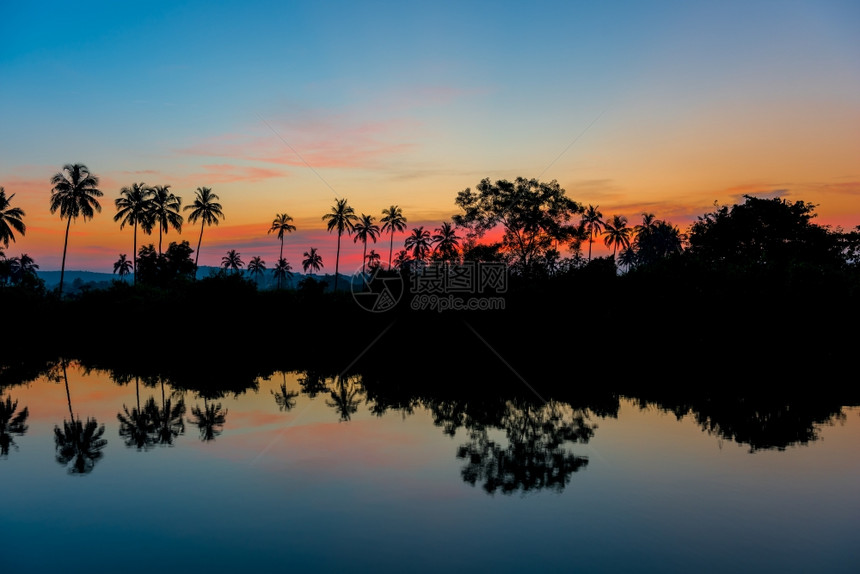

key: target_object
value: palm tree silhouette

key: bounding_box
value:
[190,398,227,442]
[271,372,299,412]
[273,257,293,289]
[184,186,225,267]
[268,213,296,263]
[247,256,266,286]
[150,379,185,446]
[618,245,637,272]
[117,376,157,450]
[0,395,29,457]
[405,226,432,262]
[432,221,460,262]
[603,214,632,257]
[221,249,244,275]
[302,247,323,273]
[0,187,26,248]
[49,163,103,297]
[113,254,133,282]
[381,205,407,270]
[581,204,604,261]
[393,249,410,270]
[53,359,107,474]
[322,198,358,291]
[297,370,329,398]
[8,253,38,284]
[634,212,659,240]
[325,375,364,422]
[114,182,154,284]
[353,213,380,275]
[366,249,381,271]
[149,185,183,255]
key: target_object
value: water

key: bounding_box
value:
[1,362,858,573]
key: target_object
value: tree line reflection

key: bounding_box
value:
[0,356,857,493]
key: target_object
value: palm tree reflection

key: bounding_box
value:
[117,376,156,450]
[271,372,299,412]
[0,395,29,457]
[326,375,364,422]
[53,359,107,474]
[151,379,185,446]
[190,397,227,442]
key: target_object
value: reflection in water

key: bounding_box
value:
[152,380,185,445]
[117,377,157,450]
[271,372,299,412]
[326,375,364,421]
[0,395,29,457]
[455,400,593,495]
[53,359,107,474]
[190,398,227,441]
[297,369,329,398]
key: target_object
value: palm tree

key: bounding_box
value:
[603,214,632,257]
[8,253,38,284]
[117,376,156,451]
[325,375,364,422]
[113,254,132,282]
[634,212,659,240]
[432,221,460,261]
[53,358,107,474]
[114,182,154,283]
[405,226,432,262]
[150,379,185,446]
[581,204,605,261]
[273,257,293,289]
[618,245,637,272]
[271,373,299,412]
[190,398,227,442]
[0,187,26,248]
[49,163,103,297]
[322,198,358,291]
[268,213,296,262]
[380,205,407,270]
[0,394,29,457]
[302,247,323,273]
[184,187,224,267]
[221,249,244,275]
[393,249,410,270]
[247,256,266,286]
[353,213,380,275]
[366,249,381,271]
[149,185,183,255]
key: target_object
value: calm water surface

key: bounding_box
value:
[1,363,858,573]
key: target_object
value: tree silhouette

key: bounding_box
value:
[113,254,133,282]
[581,204,605,261]
[271,373,299,412]
[117,376,157,450]
[302,247,323,273]
[454,177,583,276]
[53,359,107,474]
[353,213,380,275]
[432,221,460,262]
[297,370,329,398]
[7,253,38,285]
[114,182,154,283]
[184,186,224,267]
[325,375,364,422]
[150,379,185,446]
[405,226,432,262]
[366,249,381,271]
[268,213,296,263]
[221,249,244,275]
[247,256,266,286]
[273,257,293,289]
[49,163,103,297]
[322,198,358,291]
[0,187,26,248]
[603,214,632,258]
[381,205,407,270]
[0,395,29,457]
[149,185,183,255]
[190,398,227,442]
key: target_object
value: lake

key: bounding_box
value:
[1,360,858,573]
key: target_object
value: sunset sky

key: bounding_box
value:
[2,0,858,272]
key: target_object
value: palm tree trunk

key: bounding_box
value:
[362,241,367,275]
[334,231,342,291]
[388,231,394,269]
[588,232,593,261]
[159,222,163,255]
[279,237,284,262]
[133,223,138,286]
[58,215,72,297]
[195,222,204,267]
[62,359,74,422]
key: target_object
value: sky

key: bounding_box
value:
[1,0,859,272]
